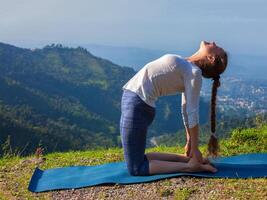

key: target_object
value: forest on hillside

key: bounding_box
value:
[0,43,208,156]
[1,42,265,156]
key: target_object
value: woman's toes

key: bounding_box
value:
[188,158,217,173]
[202,164,217,173]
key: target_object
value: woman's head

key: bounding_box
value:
[197,41,228,79]
[188,41,228,157]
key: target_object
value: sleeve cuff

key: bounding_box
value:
[187,111,199,128]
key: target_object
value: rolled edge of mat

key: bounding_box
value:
[28,167,44,192]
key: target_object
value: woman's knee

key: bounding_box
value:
[126,160,150,176]
[127,166,146,176]
[128,167,140,176]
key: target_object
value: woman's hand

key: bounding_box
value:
[189,148,203,163]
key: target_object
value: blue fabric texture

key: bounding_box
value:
[120,89,155,176]
[28,153,267,192]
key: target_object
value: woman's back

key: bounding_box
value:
[123,54,202,107]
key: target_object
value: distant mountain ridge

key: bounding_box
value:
[0,42,209,155]
[84,44,267,80]
[84,44,189,70]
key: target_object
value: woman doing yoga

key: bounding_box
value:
[120,41,228,175]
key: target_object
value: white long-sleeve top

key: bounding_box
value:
[122,54,202,128]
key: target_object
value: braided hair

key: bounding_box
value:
[196,52,228,157]
[208,75,221,157]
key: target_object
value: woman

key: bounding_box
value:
[120,41,228,176]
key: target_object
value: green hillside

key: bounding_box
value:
[0,125,266,199]
[0,42,209,156]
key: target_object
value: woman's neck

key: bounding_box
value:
[185,51,203,69]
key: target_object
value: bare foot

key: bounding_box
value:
[188,158,217,173]
[200,163,217,173]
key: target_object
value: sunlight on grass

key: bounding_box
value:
[0,124,266,200]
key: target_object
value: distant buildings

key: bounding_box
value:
[201,77,267,117]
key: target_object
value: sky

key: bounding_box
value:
[0,0,267,55]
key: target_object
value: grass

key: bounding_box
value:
[0,124,266,199]
[174,188,196,200]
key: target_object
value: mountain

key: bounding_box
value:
[0,42,209,156]
[84,44,168,70]
[223,53,267,80]
[85,44,267,80]
[84,44,193,70]
[85,44,267,118]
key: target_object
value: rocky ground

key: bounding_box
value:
[47,177,266,200]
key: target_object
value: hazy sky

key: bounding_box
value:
[1,0,267,55]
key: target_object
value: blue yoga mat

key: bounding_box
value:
[28,153,267,192]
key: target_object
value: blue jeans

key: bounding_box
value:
[120,90,155,176]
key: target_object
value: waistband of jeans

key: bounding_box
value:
[122,90,155,111]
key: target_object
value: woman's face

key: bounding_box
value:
[198,41,228,77]
[199,41,224,56]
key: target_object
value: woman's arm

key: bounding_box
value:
[184,126,191,156]
[181,93,191,156]
[183,122,203,163]
[189,125,199,150]
[182,68,203,161]
[188,124,203,163]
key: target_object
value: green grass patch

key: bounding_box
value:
[0,124,266,199]
[174,188,196,200]
[220,125,267,156]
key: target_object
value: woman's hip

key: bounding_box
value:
[120,90,155,128]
